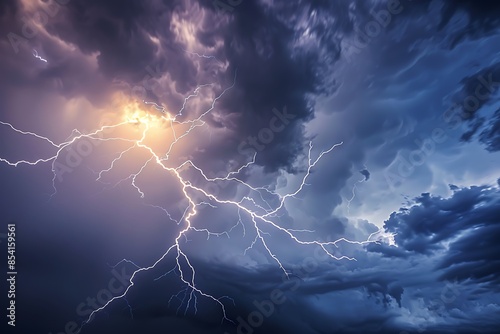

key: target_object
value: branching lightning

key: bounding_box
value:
[0,70,391,331]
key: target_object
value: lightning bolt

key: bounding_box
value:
[33,49,48,63]
[346,177,365,214]
[345,165,369,215]
[0,70,388,331]
[143,100,165,112]
[183,49,223,64]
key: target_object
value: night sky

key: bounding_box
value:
[1,1,500,333]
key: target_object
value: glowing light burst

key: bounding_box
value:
[0,71,391,331]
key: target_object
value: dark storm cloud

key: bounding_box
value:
[198,0,350,171]
[1,0,202,111]
[454,62,500,145]
[321,0,500,163]
[170,226,498,333]
[478,107,500,151]
[438,24,500,153]
[385,185,493,248]
[0,0,344,174]
[0,2,118,105]
[48,0,189,83]
[196,183,500,334]
[287,0,500,223]
[383,184,500,286]
[439,222,500,287]
[116,257,405,334]
[438,0,500,48]
[8,0,349,173]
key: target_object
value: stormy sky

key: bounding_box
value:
[1,0,499,333]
